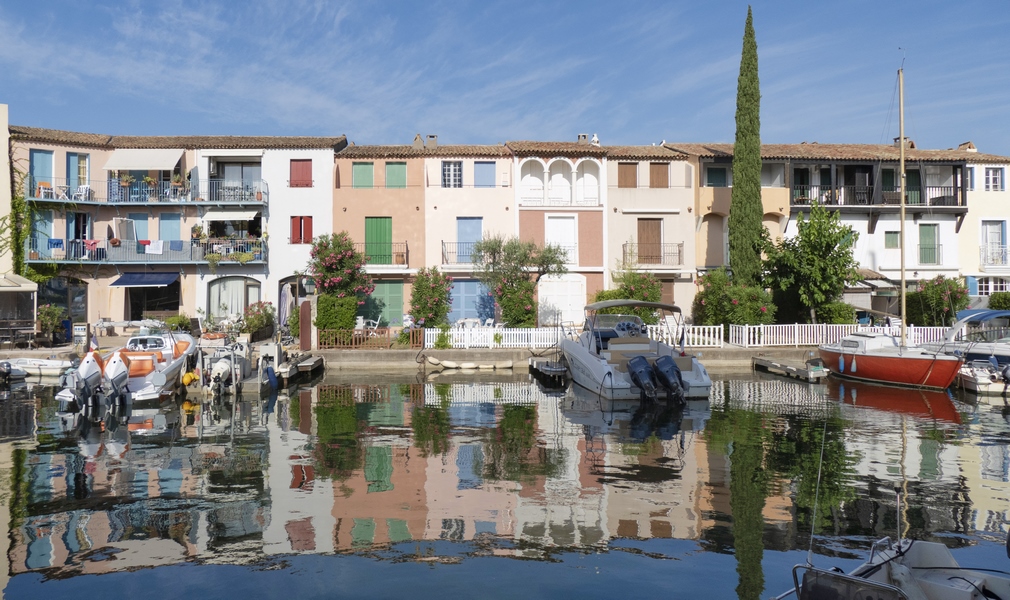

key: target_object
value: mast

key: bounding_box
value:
[898,68,907,347]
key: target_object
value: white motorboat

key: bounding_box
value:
[560,300,712,401]
[57,325,196,407]
[955,358,1009,395]
[919,309,1010,367]
[8,357,75,378]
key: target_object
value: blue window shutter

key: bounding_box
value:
[474,162,495,188]
[967,276,978,296]
[128,213,149,239]
[159,213,182,240]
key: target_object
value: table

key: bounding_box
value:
[55,185,70,200]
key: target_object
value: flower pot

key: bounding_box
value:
[256,191,263,201]
[29,251,39,260]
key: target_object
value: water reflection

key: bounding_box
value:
[2,374,1009,599]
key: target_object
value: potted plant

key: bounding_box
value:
[143,175,157,187]
[119,173,135,187]
[171,173,184,187]
[205,252,222,273]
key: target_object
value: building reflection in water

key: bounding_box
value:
[3,375,1008,583]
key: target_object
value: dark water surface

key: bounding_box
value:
[1,373,1008,599]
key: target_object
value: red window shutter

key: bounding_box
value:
[290,160,312,187]
[290,216,301,244]
[303,216,313,243]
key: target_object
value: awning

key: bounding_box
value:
[0,273,38,292]
[202,210,260,221]
[103,149,184,171]
[110,273,180,288]
[864,280,896,289]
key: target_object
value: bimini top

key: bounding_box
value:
[945,309,1010,342]
[584,300,682,313]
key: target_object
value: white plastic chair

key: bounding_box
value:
[71,184,90,201]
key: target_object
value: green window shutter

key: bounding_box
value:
[385,162,406,188]
[371,280,404,326]
[364,217,392,264]
[352,162,374,189]
[884,231,899,249]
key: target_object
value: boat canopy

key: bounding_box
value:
[944,309,1010,342]
[584,300,682,313]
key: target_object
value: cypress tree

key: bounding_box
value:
[728,6,763,286]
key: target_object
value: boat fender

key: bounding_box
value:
[265,366,278,390]
[889,564,929,600]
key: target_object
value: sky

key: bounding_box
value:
[1,1,1008,155]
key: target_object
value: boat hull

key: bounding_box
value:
[819,346,961,390]
[562,339,711,400]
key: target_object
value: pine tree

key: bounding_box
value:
[728,6,763,286]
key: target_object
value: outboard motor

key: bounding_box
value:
[653,355,687,403]
[0,362,12,386]
[627,355,657,400]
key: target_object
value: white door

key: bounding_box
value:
[538,274,586,327]
[545,215,577,264]
[983,220,1004,265]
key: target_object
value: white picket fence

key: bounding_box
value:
[728,323,950,348]
[423,324,726,349]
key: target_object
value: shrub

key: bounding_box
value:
[988,292,1010,310]
[817,302,856,324]
[316,295,358,330]
[165,313,192,331]
[498,277,538,328]
[37,303,66,336]
[691,268,775,328]
[434,325,451,349]
[410,267,453,327]
[288,301,300,332]
[905,275,969,327]
[594,270,664,324]
[241,301,275,334]
[307,232,374,299]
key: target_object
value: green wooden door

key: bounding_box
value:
[906,170,922,205]
[364,217,392,264]
[369,280,403,326]
[919,223,938,265]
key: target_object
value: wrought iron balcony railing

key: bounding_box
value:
[442,241,478,265]
[26,237,267,264]
[622,242,684,266]
[353,242,409,266]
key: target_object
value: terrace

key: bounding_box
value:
[24,177,269,205]
[26,238,267,265]
[622,242,684,267]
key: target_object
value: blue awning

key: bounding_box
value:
[109,273,180,288]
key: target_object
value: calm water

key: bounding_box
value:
[1,372,1008,599]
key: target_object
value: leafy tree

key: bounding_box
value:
[906,275,969,326]
[409,267,453,327]
[728,6,764,286]
[691,268,775,328]
[472,235,567,327]
[306,232,374,328]
[593,270,664,324]
[764,201,860,323]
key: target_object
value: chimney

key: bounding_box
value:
[413,134,424,149]
[957,141,978,152]
[426,134,438,149]
[577,134,589,144]
[893,136,916,149]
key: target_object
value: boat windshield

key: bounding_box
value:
[584,314,645,331]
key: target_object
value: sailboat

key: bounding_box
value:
[817,68,962,390]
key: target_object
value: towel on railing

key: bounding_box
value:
[145,240,164,255]
[48,238,63,249]
[168,240,183,252]
[83,240,98,251]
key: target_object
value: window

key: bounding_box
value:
[290,159,313,187]
[67,153,89,191]
[706,167,728,187]
[352,162,374,189]
[918,223,939,265]
[442,161,462,188]
[978,277,1010,296]
[290,216,313,244]
[385,162,406,189]
[985,168,1005,191]
[649,163,668,188]
[128,213,149,240]
[760,164,784,187]
[208,277,260,320]
[966,167,974,191]
[884,231,899,249]
[474,162,496,188]
[617,163,637,188]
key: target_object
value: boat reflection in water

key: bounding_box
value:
[4,375,1008,599]
[828,377,962,423]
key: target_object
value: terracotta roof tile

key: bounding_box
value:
[603,145,687,160]
[337,144,510,159]
[506,141,607,158]
[10,125,347,150]
[664,142,1010,163]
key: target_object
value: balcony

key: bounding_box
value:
[26,238,267,265]
[442,241,477,265]
[519,184,601,207]
[24,177,269,205]
[791,185,963,207]
[353,242,409,268]
[622,242,684,267]
[918,244,942,266]
[980,245,1009,273]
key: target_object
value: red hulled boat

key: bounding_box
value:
[818,331,962,391]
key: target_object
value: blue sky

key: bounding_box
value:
[1,1,1008,155]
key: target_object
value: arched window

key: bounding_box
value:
[520,160,545,204]
[575,161,600,205]
[548,161,573,205]
[208,276,261,320]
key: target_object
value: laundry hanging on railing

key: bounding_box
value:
[145,240,164,255]
[83,240,99,251]
[48,238,64,249]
